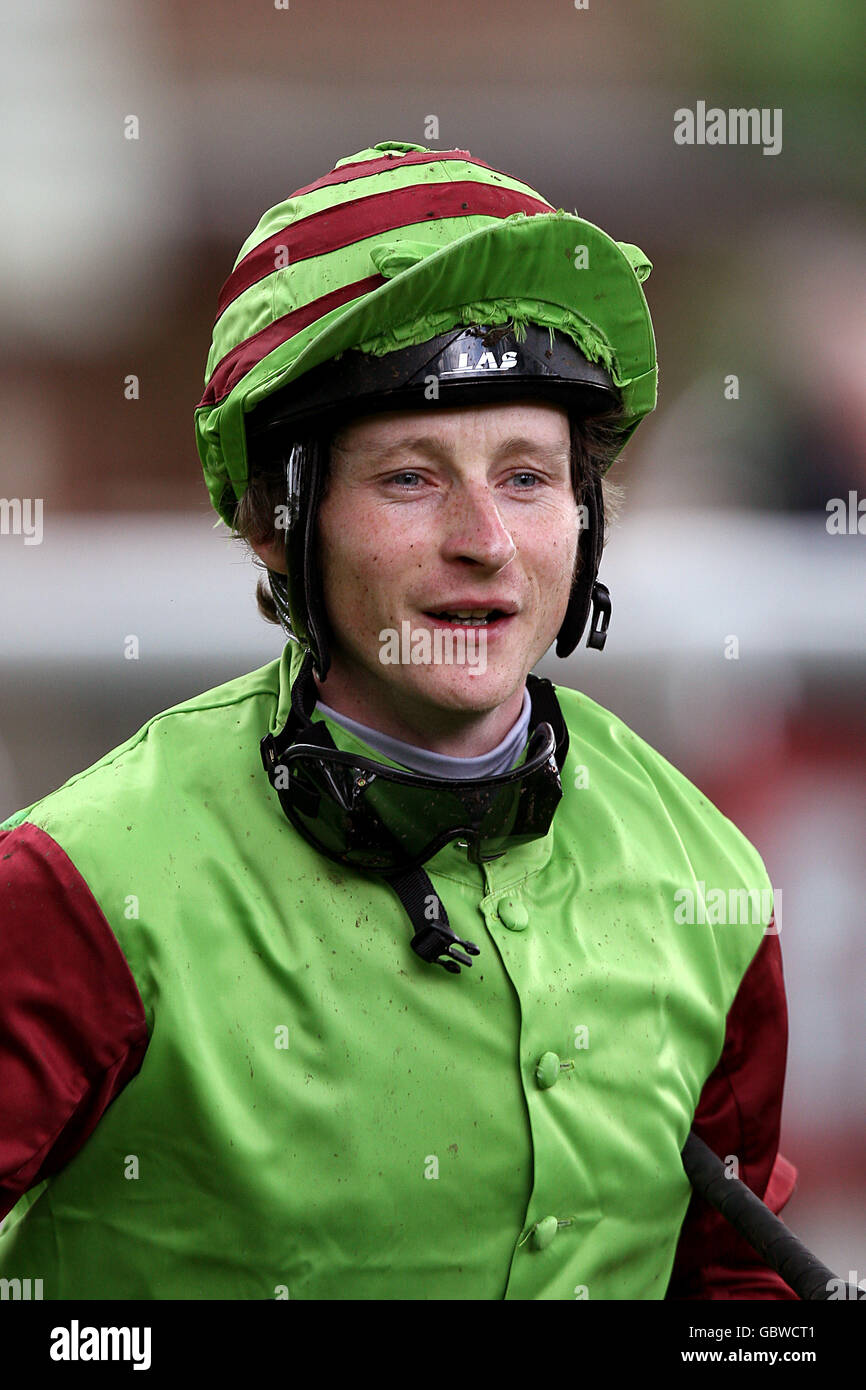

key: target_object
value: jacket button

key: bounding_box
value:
[531,1216,559,1251]
[536,1051,561,1089]
[498,899,529,931]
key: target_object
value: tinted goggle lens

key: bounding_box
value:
[274,722,561,872]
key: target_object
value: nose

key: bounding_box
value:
[439,481,517,571]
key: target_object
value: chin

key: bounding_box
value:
[400,662,520,714]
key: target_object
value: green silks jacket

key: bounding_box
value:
[0,639,794,1299]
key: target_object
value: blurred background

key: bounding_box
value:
[1,0,864,1285]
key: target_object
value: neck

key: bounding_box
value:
[311,668,527,759]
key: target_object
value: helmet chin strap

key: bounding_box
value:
[265,568,294,640]
[555,473,611,657]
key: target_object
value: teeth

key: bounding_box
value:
[437,610,496,625]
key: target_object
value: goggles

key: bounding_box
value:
[261,652,569,876]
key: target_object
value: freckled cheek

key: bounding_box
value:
[523,519,579,602]
[552,529,580,581]
[317,510,350,612]
[318,512,410,617]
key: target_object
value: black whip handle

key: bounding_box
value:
[682,1132,862,1301]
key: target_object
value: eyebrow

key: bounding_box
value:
[351,434,572,469]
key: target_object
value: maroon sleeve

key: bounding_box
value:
[0,822,149,1220]
[666,920,800,1299]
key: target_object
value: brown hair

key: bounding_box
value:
[232,406,626,626]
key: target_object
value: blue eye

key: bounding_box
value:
[386,470,542,490]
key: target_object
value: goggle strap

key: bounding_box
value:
[382,865,481,975]
[525,674,570,772]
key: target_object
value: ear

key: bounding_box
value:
[249,536,287,574]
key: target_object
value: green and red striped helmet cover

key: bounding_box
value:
[195,141,657,526]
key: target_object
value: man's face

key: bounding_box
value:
[309,398,579,737]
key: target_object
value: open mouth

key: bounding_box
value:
[424,609,509,627]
